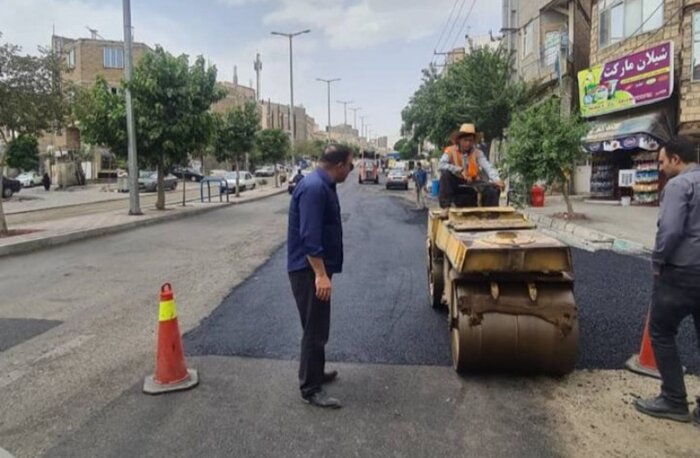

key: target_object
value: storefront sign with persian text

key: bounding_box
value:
[578,41,673,118]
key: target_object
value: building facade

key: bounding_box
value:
[579,0,700,204]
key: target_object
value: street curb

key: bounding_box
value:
[524,210,652,255]
[0,188,287,258]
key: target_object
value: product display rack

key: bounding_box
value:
[590,153,615,199]
[632,152,659,205]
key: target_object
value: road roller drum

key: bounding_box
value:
[427,207,579,375]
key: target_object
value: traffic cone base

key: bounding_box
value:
[624,354,661,379]
[144,368,199,394]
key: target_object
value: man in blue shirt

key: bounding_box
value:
[635,136,700,425]
[288,144,354,409]
[413,162,428,209]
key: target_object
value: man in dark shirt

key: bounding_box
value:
[635,136,700,425]
[413,162,428,209]
[287,144,354,409]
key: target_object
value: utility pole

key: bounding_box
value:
[123,0,140,215]
[349,107,361,130]
[336,100,354,126]
[360,115,367,142]
[272,29,310,166]
[253,52,262,101]
[316,78,340,142]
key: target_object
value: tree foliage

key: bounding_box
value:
[255,128,290,187]
[6,134,39,171]
[75,46,224,209]
[212,102,260,196]
[393,138,418,160]
[294,139,326,160]
[0,33,67,234]
[401,44,531,148]
[502,97,589,215]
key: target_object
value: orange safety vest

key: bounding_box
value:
[445,146,478,179]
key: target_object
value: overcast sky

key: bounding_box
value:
[0,0,502,146]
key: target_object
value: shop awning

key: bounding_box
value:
[583,106,674,153]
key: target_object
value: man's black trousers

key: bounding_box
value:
[650,266,700,406]
[289,268,332,397]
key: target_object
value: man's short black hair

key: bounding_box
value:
[320,143,353,165]
[663,136,698,164]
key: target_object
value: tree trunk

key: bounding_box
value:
[181,168,186,207]
[235,158,240,198]
[562,175,574,217]
[0,147,8,235]
[274,164,279,188]
[156,159,165,210]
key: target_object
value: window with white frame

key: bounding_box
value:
[523,21,534,57]
[599,0,664,48]
[693,12,700,81]
[66,48,75,69]
[103,47,124,69]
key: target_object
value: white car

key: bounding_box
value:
[16,171,42,187]
[223,171,256,192]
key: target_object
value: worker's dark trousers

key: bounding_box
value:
[289,268,332,398]
[438,172,500,208]
[650,266,700,406]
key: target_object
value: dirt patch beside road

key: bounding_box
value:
[539,370,699,458]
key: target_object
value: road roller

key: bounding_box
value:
[427,206,578,375]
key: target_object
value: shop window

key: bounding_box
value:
[523,21,534,57]
[693,12,700,82]
[103,47,124,69]
[599,0,663,48]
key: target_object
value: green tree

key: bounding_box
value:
[295,138,326,161]
[502,97,589,216]
[75,47,224,210]
[0,33,67,234]
[393,138,418,160]
[6,134,39,171]
[255,128,290,187]
[212,102,260,197]
[402,44,531,148]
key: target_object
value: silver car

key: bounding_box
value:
[138,171,178,192]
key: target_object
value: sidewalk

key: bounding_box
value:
[0,185,287,257]
[523,197,658,253]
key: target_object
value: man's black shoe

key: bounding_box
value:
[301,390,342,409]
[322,370,338,384]
[692,406,699,427]
[634,396,690,423]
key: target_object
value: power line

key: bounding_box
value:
[449,0,477,51]
[431,0,461,64]
[438,0,467,55]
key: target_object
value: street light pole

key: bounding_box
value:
[271,29,310,166]
[349,107,361,130]
[336,100,354,126]
[123,0,141,215]
[316,78,340,142]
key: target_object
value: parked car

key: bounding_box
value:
[171,166,203,182]
[1,176,21,198]
[222,171,256,192]
[16,171,43,188]
[254,165,275,177]
[138,171,178,192]
[386,168,409,191]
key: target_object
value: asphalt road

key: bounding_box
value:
[2,171,698,457]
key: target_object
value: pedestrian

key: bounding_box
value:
[42,172,51,191]
[413,162,428,209]
[287,143,354,409]
[634,136,700,426]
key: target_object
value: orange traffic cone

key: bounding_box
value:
[624,311,660,379]
[143,283,199,394]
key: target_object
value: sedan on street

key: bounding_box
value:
[386,168,409,191]
[171,166,203,182]
[1,176,21,198]
[16,171,43,187]
[138,171,178,192]
[223,171,256,192]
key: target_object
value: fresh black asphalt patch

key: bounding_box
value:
[0,318,62,352]
[185,188,699,374]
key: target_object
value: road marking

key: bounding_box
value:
[33,334,95,363]
[0,446,15,458]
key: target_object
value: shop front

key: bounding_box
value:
[578,41,676,205]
